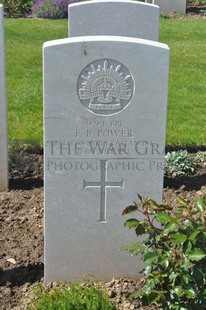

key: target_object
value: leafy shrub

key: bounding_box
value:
[27,281,116,310]
[195,151,206,163]
[122,194,206,309]
[32,0,79,19]
[1,0,33,17]
[200,8,206,15]
[160,12,170,19]
[165,150,197,176]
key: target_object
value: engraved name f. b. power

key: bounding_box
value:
[83,160,124,222]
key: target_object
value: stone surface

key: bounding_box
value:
[145,0,186,14]
[44,36,169,282]
[0,5,8,192]
[69,0,159,41]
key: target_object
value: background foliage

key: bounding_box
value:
[32,0,78,19]
[1,0,33,16]
[1,0,206,18]
[0,0,81,17]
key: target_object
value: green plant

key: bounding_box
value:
[27,281,116,310]
[1,0,33,17]
[165,150,197,175]
[160,12,170,19]
[32,0,76,19]
[32,0,84,19]
[195,151,206,163]
[122,194,206,309]
[200,8,206,15]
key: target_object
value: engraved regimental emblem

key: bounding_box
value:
[77,59,134,115]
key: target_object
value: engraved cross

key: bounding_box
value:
[83,160,124,223]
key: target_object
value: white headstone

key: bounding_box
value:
[145,0,186,15]
[69,0,159,41]
[44,36,169,282]
[0,5,8,192]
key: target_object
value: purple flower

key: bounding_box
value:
[32,0,82,18]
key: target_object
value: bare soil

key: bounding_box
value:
[0,145,206,310]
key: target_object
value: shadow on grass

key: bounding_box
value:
[0,263,44,287]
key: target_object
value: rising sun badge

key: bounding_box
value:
[77,59,134,115]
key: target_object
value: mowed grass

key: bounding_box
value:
[4,18,206,146]
[160,18,206,145]
[5,19,68,145]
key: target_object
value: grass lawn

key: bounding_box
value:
[5,19,68,145]
[160,18,206,146]
[4,17,206,146]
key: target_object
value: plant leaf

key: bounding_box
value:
[183,287,196,298]
[122,204,138,215]
[124,218,140,229]
[143,251,158,264]
[158,204,173,211]
[192,266,204,285]
[188,230,200,242]
[188,249,206,261]
[147,199,159,210]
[164,221,177,235]
[156,212,172,223]
[183,240,193,254]
[173,286,182,298]
[129,242,141,256]
[182,273,190,284]
[159,258,169,268]
[137,193,143,202]
[171,233,187,244]
[182,256,190,271]
[135,224,146,236]
[196,197,205,212]
[177,197,188,207]
[147,292,161,304]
